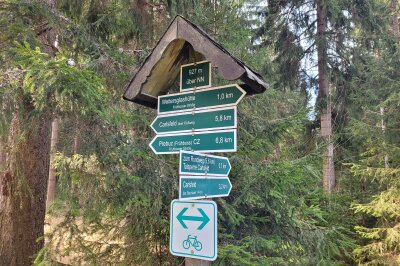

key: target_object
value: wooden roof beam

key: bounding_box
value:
[123,15,268,108]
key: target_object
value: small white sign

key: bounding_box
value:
[170,200,217,261]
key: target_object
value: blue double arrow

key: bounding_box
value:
[177,207,210,230]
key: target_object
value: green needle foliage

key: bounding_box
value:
[1,0,399,265]
[215,89,356,265]
[11,41,107,116]
[342,0,400,263]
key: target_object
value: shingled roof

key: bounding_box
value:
[123,15,268,108]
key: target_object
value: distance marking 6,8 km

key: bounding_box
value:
[149,129,237,154]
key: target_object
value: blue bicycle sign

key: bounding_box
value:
[182,235,203,251]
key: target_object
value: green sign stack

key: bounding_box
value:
[148,60,247,262]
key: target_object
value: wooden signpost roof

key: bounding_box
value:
[123,15,268,108]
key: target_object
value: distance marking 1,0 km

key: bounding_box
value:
[158,84,246,114]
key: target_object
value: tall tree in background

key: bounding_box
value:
[252,0,383,192]
[46,30,60,208]
[345,0,400,264]
[0,1,56,263]
[46,117,60,208]
[253,0,339,191]
[316,0,335,191]
[0,0,107,263]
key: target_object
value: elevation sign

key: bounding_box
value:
[149,129,236,154]
[180,61,211,91]
[180,176,232,200]
[180,150,231,176]
[151,107,236,134]
[158,84,246,114]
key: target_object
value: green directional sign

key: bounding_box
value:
[180,176,232,200]
[180,61,211,91]
[149,129,236,154]
[151,107,236,134]
[180,150,231,176]
[158,84,246,114]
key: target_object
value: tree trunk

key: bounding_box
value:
[0,137,5,168]
[390,0,399,39]
[382,0,399,169]
[0,113,51,266]
[46,117,60,208]
[46,6,60,207]
[0,136,6,201]
[1,101,8,169]
[0,0,56,263]
[70,117,81,195]
[317,0,335,192]
[379,107,389,169]
[73,118,81,155]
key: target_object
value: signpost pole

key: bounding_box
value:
[185,258,211,266]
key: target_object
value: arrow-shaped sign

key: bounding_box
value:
[151,106,236,134]
[180,150,231,176]
[180,176,232,200]
[149,129,236,154]
[158,84,246,114]
[177,207,210,230]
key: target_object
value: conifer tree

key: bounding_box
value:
[0,1,108,263]
[345,0,400,264]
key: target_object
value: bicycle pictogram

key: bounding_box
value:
[182,235,203,251]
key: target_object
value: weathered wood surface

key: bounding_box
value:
[185,258,211,266]
[123,15,268,108]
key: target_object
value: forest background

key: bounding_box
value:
[0,0,399,265]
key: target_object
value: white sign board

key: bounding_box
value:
[170,200,217,261]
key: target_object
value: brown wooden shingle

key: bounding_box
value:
[123,15,268,108]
